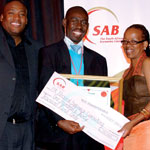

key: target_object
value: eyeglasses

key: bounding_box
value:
[121,40,146,45]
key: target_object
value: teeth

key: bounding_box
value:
[126,49,133,53]
[73,31,82,36]
[11,22,20,26]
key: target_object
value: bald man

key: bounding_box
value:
[36,6,107,150]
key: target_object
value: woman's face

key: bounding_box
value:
[122,28,147,60]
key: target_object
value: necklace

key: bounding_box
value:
[69,48,83,86]
[123,51,147,78]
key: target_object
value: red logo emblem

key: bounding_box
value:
[101,91,107,97]
[53,78,66,89]
[84,7,119,45]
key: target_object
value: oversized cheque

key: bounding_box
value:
[36,72,129,149]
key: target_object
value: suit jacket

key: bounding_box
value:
[39,39,107,91]
[0,26,42,139]
[36,39,108,146]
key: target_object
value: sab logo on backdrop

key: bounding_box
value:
[85,7,122,45]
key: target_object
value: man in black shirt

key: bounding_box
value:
[0,0,42,149]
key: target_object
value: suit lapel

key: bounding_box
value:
[59,40,71,74]
[0,26,15,69]
[24,41,36,86]
[58,42,93,75]
[84,46,93,75]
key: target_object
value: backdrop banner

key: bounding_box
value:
[64,0,150,76]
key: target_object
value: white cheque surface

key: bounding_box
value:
[81,86,111,106]
[36,72,129,149]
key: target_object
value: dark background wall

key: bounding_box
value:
[0,0,64,46]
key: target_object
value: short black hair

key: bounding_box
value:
[65,6,88,20]
[6,0,26,6]
[1,0,27,15]
[126,24,149,42]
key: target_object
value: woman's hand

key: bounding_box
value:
[118,121,134,138]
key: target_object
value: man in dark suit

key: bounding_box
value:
[36,6,107,150]
[0,0,42,149]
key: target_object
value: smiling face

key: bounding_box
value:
[63,7,89,44]
[0,1,27,37]
[122,28,148,60]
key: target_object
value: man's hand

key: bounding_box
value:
[57,120,84,134]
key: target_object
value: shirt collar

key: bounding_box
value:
[2,27,31,47]
[64,36,84,54]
